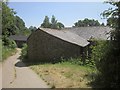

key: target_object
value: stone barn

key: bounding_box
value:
[64,26,111,40]
[27,28,90,62]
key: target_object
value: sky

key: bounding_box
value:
[8,2,114,28]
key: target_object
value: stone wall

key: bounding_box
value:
[27,30,84,62]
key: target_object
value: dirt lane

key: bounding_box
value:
[2,48,49,88]
[2,53,17,88]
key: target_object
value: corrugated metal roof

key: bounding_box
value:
[9,35,28,41]
[64,26,111,40]
[39,28,90,47]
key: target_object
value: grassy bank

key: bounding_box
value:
[30,62,97,88]
[2,46,17,61]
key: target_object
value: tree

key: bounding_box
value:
[2,2,31,45]
[15,16,25,33]
[57,22,65,29]
[22,27,31,36]
[101,23,105,26]
[51,15,58,29]
[106,17,117,28]
[29,26,37,32]
[2,2,16,36]
[14,16,31,36]
[94,1,120,88]
[74,18,101,27]
[41,16,51,28]
[40,15,65,30]
[2,2,17,46]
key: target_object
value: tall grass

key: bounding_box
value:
[1,37,17,61]
[2,46,16,61]
[30,61,97,88]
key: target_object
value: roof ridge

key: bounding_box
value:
[38,28,89,47]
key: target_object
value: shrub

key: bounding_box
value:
[90,40,112,87]
[2,36,17,49]
[90,40,108,69]
[8,39,17,48]
[2,37,17,61]
[20,44,28,61]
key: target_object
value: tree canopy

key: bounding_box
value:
[57,22,65,29]
[2,2,16,36]
[41,16,51,28]
[2,2,31,45]
[51,15,58,29]
[94,1,120,88]
[40,15,64,29]
[74,18,101,27]
[29,26,37,32]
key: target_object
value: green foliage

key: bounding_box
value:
[91,39,120,87]
[90,40,108,67]
[22,27,31,36]
[57,22,65,29]
[41,16,51,28]
[51,15,58,29]
[2,36,17,61]
[60,57,96,68]
[74,18,101,27]
[101,23,105,26]
[40,15,64,29]
[2,2,31,46]
[20,44,28,61]
[30,61,97,88]
[106,17,117,28]
[29,26,37,32]
[15,16,25,31]
[94,1,120,88]
[8,39,17,48]
[2,2,16,36]
[61,58,84,66]
[2,46,16,60]
[2,36,17,48]
[14,16,31,36]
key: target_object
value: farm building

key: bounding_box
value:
[9,35,28,48]
[64,26,111,41]
[27,28,90,62]
[27,26,111,62]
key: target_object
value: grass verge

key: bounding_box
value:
[2,46,17,61]
[30,62,97,88]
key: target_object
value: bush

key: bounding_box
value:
[8,39,17,48]
[90,40,108,70]
[20,44,28,61]
[90,40,112,87]
[2,36,17,49]
[2,37,17,61]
